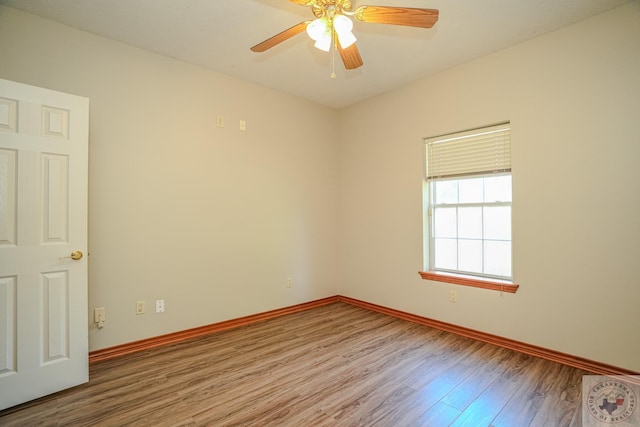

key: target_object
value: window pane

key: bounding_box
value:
[458,207,482,239]
[484,175,512,202]
[484,241,512,277]
[484,206,511,240]
[435,180,458,204]
[435,238,457,270]
[428,173,513,280]
[434,207,457,238]
[458,239,482,273]
[459,177,484,203]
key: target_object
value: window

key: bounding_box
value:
[422,123,518,292]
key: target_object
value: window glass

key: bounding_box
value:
[484,175,511,202]
[458,239,483,273]
[428,175,512,280]
[483,206,511,240]
[458,207,482,239]
[435,180,458,204]
[434,207,457,238]
[459,178,484,203]
[484,241,512,277]
[435,238,457,270]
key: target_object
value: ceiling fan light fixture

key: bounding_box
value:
[333,14,357,48]
[306,17,329,41]
[336,29,356,48]
[314,31,332,51]
[333,14,353,33]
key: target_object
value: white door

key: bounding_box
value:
[0,79,89,410]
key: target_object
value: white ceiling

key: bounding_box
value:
[1,0,630,108]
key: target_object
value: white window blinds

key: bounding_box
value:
[425,123,511,180]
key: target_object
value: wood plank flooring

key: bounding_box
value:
[0,302,589,426]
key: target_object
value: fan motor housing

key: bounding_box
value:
[312,0,354,18]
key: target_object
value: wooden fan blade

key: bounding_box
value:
[251,21,310,52]
[338,42,363,70]
[354,6,439,28]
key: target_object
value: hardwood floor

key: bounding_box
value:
[0,302,588,426]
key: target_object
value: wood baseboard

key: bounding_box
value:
[89,296,339,363]
[337,295,638,376]
[89,294,637,376]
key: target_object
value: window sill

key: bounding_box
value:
[418,271,519,293]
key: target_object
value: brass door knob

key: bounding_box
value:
[60,250,83,261]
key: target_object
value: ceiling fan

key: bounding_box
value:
[250,0,439,71]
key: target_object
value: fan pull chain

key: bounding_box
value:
[331,34,337,78]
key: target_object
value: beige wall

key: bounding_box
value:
[338,3,640,371]
[0,6,340,350]
[1,3,639,371]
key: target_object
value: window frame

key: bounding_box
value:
[429,174,513,281]
[420,123,519,293]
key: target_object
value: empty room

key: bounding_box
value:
[0,0,639,425]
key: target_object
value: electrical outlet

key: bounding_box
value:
[240,120,246,131]
[450,290,457,303]
[286,277,293,288]
[156,299,165,313]
[216,115,224,128]
[136,300,145,315]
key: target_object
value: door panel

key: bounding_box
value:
[42,270,70,363]
[0,79,89,410]
[0,148,17,245]
[43,153,70,243]
[0,275,17,376]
